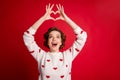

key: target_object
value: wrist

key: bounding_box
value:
[40,16,47,22]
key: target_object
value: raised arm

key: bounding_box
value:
[32,4,55,30]
[23,4,55,61]
[56,4,83,31]
[56,4,87,60]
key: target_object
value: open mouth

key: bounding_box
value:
[52,43,58,47]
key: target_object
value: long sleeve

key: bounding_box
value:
[23,27,45,61]
[64,27,87,61]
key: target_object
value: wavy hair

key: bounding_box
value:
[44,27,66,49]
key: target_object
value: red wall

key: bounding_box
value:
[1,0,120,80]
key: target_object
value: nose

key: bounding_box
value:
[52,37,56,41]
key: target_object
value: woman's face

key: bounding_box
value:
[48,31,62,52]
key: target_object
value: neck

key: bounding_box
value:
[50,50,59,53]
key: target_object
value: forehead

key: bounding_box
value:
[49,31,61,36]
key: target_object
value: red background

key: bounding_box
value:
[1,0,120,80]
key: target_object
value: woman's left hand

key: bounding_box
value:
[43,3,55,21]
[55,4,66,21]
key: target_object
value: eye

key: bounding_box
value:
[48,35,53,38]
[57,35,60,38]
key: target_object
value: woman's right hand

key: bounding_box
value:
[43,3,55,21]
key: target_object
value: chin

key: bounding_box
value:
[50,48,59,52]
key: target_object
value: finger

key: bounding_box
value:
[50,4,54,10]
[55,17,61,20]
[46,5,48,11]
[56,11,60,14]
[50,10,55,14]
[59,4,62,10]
[56,4,58,9]
[50,17,55,21]
[48,3,51,8]
[56,4,60,10]
[62,5,64,11]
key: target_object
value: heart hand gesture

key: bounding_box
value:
[43,4,66,21]
[32,3,78,30]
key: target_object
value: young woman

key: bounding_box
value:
[23,4,87,80]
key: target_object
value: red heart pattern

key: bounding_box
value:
[41,65,44,68]
[30,50,34,54]
[69,72,71,75]
[75,33,78,35]
[47,59,50,62]
[60,75,64,78]
[46,75,50,78]
[59,59,63,61]
[75,37,78,41]
[69,48,71,52]
[39,49,41,53]
[75,48,79,52]
[66,65,68,67]
[26,30,29,34]
[53,67,57,70]
[80,31,83,34]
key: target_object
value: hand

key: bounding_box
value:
[43,3,55,20]
[55,4,66,21]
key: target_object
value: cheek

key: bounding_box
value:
[59,39,62,45]
[48,39,51,45]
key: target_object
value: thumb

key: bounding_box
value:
[55,17,62,21]
[49,16,56,21]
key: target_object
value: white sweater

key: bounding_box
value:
[23,27,87,80]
